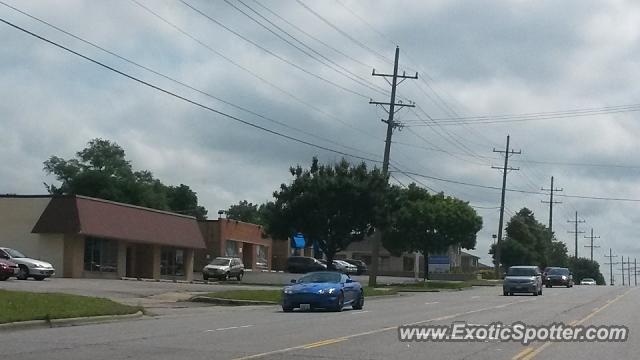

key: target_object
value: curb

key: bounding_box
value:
[189,296,279,306]
[0,311,144,332]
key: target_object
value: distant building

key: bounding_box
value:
[0,194,206,281]
[196,218,273,271]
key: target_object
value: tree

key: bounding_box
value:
[569,257,605,285]
[43,138,208,220]
[261,157,388,267]
[226,200,267,225]
[383,184,482,280]
[490,208,559,271]
[547,241,569,267]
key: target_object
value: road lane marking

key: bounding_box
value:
[231,298,536,360]
[351,310,370,315]
[207,324,255,331]
[471,296,480,299]
[518,288,634,360]
[303,337,348,349]
[424,301,440,305]
[512,346,534,360]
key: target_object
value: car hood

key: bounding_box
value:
[505,276,536,281]
[13,258,53,268]
[286,282,342,293]
[204,264,230,270]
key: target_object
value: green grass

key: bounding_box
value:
[385,280,472,291]
[204,286,399,303]
[0,290,142,324]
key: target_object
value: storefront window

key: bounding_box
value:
[161,247,185,276]
[225,240,239,257]
[84,237,118,272]
[256,245,268,269]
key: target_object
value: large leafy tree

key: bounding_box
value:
[569,257,605,285]
[383,184,482,280]
[261,157,388,267]
[490,208,567,271]
[43,138,208,220]
[226,200,267,225]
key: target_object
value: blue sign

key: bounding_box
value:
[428,256,450,264]
[291,233,306,249]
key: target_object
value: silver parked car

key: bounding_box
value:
[503,266,543,296]
[202,257,244,281]
[0,247,55,281]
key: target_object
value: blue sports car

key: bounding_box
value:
[282,271,364,312]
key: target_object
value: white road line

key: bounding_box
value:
[424,301,440,305]
[471,296,480,299]
[351,310,370,315]
[208,325,255,332]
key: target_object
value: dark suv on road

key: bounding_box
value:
[544,267,573,288]
[286,256,327,273]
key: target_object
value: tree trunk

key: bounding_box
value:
[423,251,429,282]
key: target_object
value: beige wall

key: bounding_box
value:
[0,197,65,277]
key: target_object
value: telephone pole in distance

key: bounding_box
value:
[567,211,585,258]
[492,135,521,278]
[604,248,617,286]
[368,46,417,287]
[584,228,600,262]
[541,176,563,235]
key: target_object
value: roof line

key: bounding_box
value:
[73,195,198,220]
[0,194,53,198]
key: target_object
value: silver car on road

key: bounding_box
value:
[503,265,543,296]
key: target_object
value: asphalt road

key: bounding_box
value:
[1,285,636,360]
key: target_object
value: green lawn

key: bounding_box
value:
[386,280,473,291]
[0,290,142,324]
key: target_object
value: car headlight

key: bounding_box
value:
[561,275,567,280]
[283,288,293,294]
[318,288,337,295]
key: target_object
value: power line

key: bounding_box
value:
[224,0,390,96]
[0,17,386,164]
[128,0,379,140]
[0,1,382,160]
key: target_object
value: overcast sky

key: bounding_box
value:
[2,0,640,283]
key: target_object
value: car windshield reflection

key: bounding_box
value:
[297,272,341,284]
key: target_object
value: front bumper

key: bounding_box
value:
[282,293,339,309]
[504,283,537,293]
[31,267,55,277]
[546,278,569,286]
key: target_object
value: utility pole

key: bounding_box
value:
[368,46,417,287]
[635,258,637,286]
[491,135,521,278]
[628,257,631,286]
[567,211,585,258]
[604,249,616,286]
[621,256,625,286]
[541,176,563,235]
[584,228,600,262]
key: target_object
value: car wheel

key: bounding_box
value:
[333,292,344,312]
[532,290,538,296]
[237,271,243,281]
[33,276,45,281]
[0,275,8,281]
[16,265,29,280]
[352,291,364,310]
[503,290,509,296]
[282,306,293,312]
[203,274,209,282]
[538,288,542,295]
[223,272,229,281]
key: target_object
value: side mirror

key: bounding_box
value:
[290,279,297,284]
[345,278,353,283]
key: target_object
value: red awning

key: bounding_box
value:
[32,195,206,249]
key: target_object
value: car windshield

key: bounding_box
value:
[5,248,26,258]
[507,268,538,276]
[583,278,594,281]
[297,272,342,284]
[210,258,230,266]
[548,268,569,275]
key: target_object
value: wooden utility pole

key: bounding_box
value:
[567,211,585,258]
[584,228,600,262]
[368,46,417,287]
[541,176,563,235]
